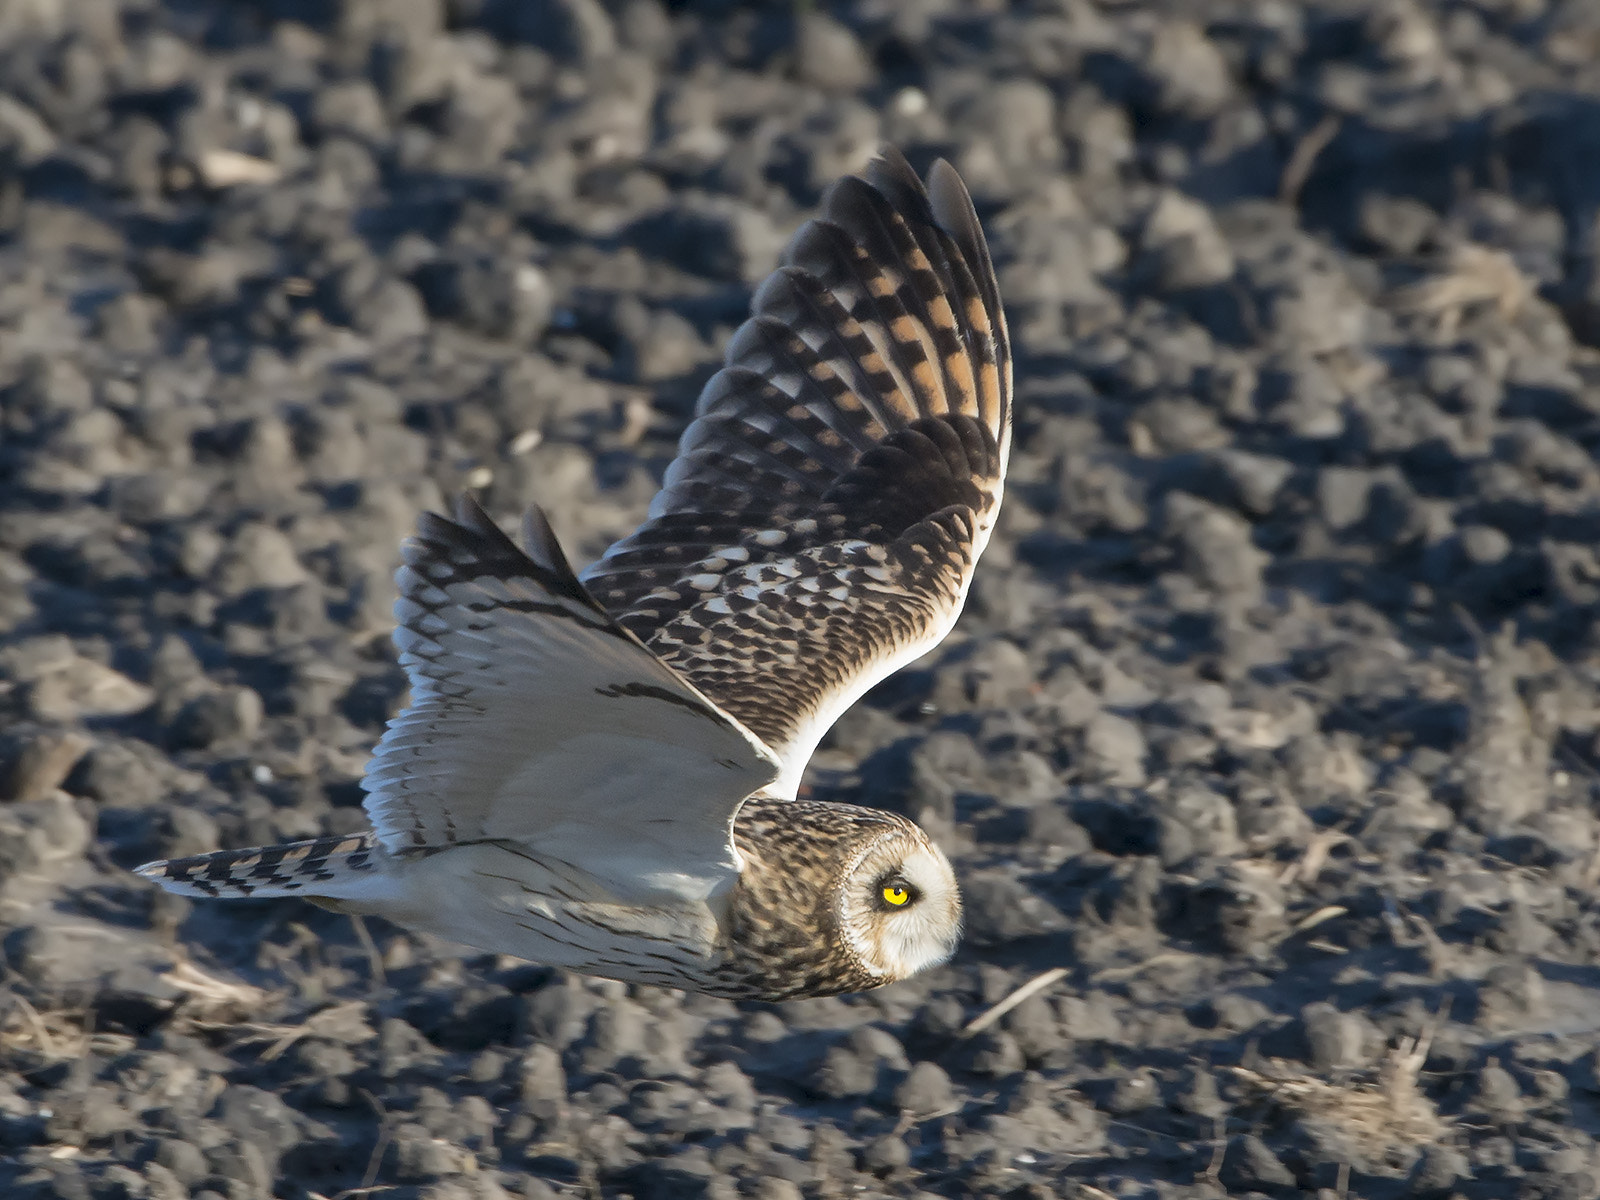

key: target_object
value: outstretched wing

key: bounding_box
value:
[580,149,1010,797]
[365,495,780,902]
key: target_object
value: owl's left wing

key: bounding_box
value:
[581,150,1010,798]
[363,496,780,902]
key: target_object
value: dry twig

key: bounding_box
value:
[962,967,1068,1036]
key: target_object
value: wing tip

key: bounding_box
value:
[413,492,512,558]
[519,503,578,577]
[401,494,597,614]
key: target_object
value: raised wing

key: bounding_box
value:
[365,496,780,902]
[580,149,1010,797]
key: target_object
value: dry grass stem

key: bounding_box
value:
[163,960,272,1018]
[1390,244,1534,337]
[1280,114,1341,203]
[195,999,373,1060]
[1280,829,1353,886]
[1291,905,1348,934]
[0,994,136,1063]
[962,967,1069,1036]
[1229,1031,1447,1156]
[197,148,282,188]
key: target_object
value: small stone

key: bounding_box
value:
[1359,194,1437,256]
[630,196,785,283]
[415,253,552,344]
[154,1138,208,1186]
[893,1061,954,1115]
[958,78,1058,177]
[169,687,265,750]
[393,1121,473,1180]
[0,792,91,885]
[1140,191,1234,290]
[1412,1144,1468,1191]
[1105,1069,1160,1114]
[1471,1064,1525,1123]
[1003,995,1062,1062]
[212,1087,300,1172]
[1477,961,1546,1027]
[214,523,311,595]
[965,1029,1024,1078]
[1144,22,1233,117]
[1080,712,1148,786]
[1460,629,1552,831]
[934,638,1036,712]
[582,999,651,1075]
[97,291,163,354]
[962,873,1068,945]
[812,1044,878,1100]
[483,0,616,62]
[1211,450,1292,516]
[861,1132,910,1173]
[1159,783,1239,864]
[794,13,871,93]
[519,1044,567,1119]
[701,1060,755,1114]
[1171,867,1287,955]
[0,728,91,803]
[355,278,430,343]
[468,1049,506,1084]
[1165,493,1266,604]
[1176,1067,1225,1118]
[1299,1002,1366,1070]
[312,79,388,140]
[1221,1134,1296,1190]
[150,806,219,860]
[0,94,56,163]
[379,1017,437,1078]
[5,640,154,721]
[1459,523,1511,566]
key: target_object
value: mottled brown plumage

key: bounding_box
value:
[136,149,1008,1001]
[583,148,1011,797]
[710,797,960,999]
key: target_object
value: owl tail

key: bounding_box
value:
[134,832,380,902]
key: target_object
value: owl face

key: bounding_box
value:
[838,827,962,983]
[720,798,964,999]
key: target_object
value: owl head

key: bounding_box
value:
[835,820,963,983]
[722,798,964,999]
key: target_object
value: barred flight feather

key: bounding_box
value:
[583,147,1010,794]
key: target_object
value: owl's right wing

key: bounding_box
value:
[362,496,781,903]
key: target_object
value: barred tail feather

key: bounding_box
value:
[135,833,380,900]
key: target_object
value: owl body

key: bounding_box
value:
[192,795,959,998]
[346,836,731,989]
[137,149,1009,1002]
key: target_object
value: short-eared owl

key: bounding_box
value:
[138,148,1011,1000]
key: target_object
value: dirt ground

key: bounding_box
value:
[5,1,1600,1197]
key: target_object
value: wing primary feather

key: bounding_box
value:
[925,158,1011,439]
[821,177,954,417]
[857,153,987,419]
[781,221,922,429]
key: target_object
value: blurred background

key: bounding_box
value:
[4,2,1600,1198]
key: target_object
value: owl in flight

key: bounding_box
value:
[138,148,1012,1000]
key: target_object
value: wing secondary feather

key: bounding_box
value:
[365,496,781,902]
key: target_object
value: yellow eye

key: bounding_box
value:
[882,884,910,907]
